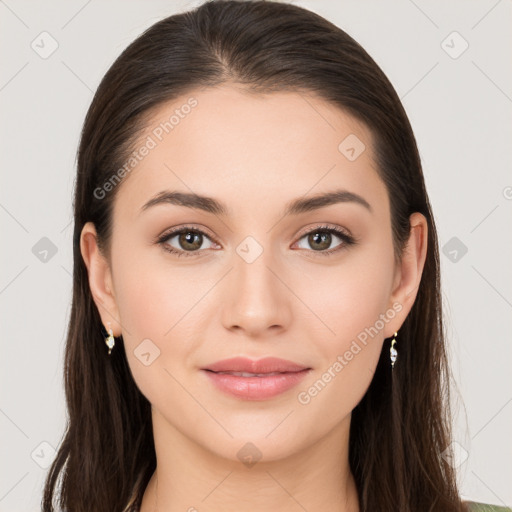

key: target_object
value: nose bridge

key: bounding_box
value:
[221,233,291,335]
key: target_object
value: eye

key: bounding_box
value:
[156,224,357,259]
[157,226,218,258]
[294,224,356,256]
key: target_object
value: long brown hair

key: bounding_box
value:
[42,1,467,510]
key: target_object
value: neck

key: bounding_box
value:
[140,409,360,512]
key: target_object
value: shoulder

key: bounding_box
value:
[464,501,512,511]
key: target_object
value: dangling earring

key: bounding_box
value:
[390,331,398,369]
[105,322,115,355]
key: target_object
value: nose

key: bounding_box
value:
[221,244,292,338]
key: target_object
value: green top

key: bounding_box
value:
[466,501,512,511]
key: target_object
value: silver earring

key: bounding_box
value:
[390,331,398,369]
[105,322,115,355]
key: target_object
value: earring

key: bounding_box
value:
[105,322,115,355]
[390,331,398,369]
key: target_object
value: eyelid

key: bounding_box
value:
[156,224,216,243]
[294,222,352,240]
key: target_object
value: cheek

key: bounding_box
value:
[112,238,201,338]
[298,245,395,348]
[293,274,390,426]
[114,267,172,337]
[111,245,216,390]
[294,242,394,397]
[112,265,193,407]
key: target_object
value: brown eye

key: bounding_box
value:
[307,231,333,251]
[157,227,217,257]
[177,231,203,251]
[295,225,356,256]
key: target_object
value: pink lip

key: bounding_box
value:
[201,357,311,401]
[202,356,309,373]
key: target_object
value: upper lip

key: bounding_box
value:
[202,357,310,374]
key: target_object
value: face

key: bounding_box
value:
[82,84,424,463]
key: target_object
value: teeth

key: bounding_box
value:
[216,371,283,377]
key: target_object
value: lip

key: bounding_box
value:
[201,357,312,401]
[202,356,309,374]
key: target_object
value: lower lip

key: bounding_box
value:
[202,369,311,400]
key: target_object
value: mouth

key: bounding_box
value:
[201,367,312,400]
[201,356,310,374]
[205,370,303,377]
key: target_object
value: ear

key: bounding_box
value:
[385,212,428,338]
[80,221,122,337]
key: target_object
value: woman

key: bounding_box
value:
[41,1,509,511]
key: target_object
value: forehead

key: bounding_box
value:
[113,85,388,221]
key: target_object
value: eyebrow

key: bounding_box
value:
[139,189,372,216]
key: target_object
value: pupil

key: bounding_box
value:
[181,232,201,250]
[310,232,330,251]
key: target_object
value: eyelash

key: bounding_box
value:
[156,224,357,258]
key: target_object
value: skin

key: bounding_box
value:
[81,84,428,512]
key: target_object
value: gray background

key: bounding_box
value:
[1,0,511,510]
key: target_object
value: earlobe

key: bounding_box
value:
[80,222,122,336]
[386,212,428,336]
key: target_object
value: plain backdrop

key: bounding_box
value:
[1,0,511,510]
